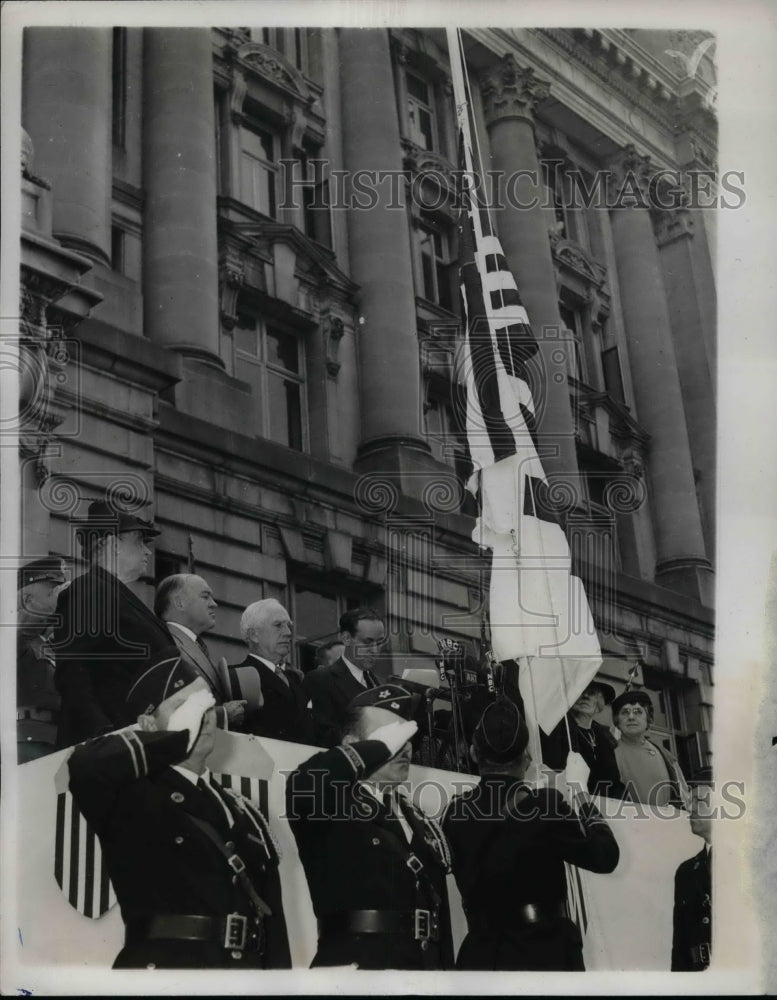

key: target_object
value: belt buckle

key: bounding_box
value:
[228,853,246,875]
[698,942,711,966]
[224,913,248,950]
[406,854,424,875]
[414,908,431,941]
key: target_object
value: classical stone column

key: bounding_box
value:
[479,55,579,483]
[338,29,432,477]
[607,146,713,603]
[143,29,222,365]
[22,28,112,267]
[655,206,716,561]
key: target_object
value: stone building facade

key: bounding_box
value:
[18,26,716,773]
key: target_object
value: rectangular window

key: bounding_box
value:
[110,226,124,273]
[407,70,436,151]
[300,155,334,249]
[417,216,454,311]
[240,126,278,217]
[111,27,127,148]
[602,345,626,404]
[234,314,307,452]
[559,304,586,383]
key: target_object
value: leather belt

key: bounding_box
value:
[126,913,264,953]
[17,708,57,723]
[319,908,440,942]
[473,901,570,929]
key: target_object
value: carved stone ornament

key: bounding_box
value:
[323,313,346,378]
[235,42,313,104]
[219,247,246,331]
[606,144,654,207]
[480,55,551,128]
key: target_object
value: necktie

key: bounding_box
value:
[196,634,214,664]
[275,663,290,687]
[363,669,378,688]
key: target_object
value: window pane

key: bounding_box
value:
[234,316,258,355]
[266,327,299,373]
[436,260,452,311]
[268,373,303,450]
[418,108,434,150]
[294,584,338,642]
[240,153,273,216]
[421,250,436,301]
[407,73,429,104]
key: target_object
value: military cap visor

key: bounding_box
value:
[349,683,416,720]
[73,499,161,538]
[18,557,67,589]
[611,688,653,717]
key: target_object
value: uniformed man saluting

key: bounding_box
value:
[443,698,620,971]
[286,684,454,970]
[68,654,290,970]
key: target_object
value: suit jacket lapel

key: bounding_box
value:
[332,658,363,703]
[169,625,221,691]
[247,655,290,700]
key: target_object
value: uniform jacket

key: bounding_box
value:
[286,740,454,970]
[303,657,369,747]
[671,846,711,971]
[541,717,627,799]
[443,773,620,971]
[228,654,317,745]
[166,623,231,730]
[68,727,290,970]
[17,628,60,747]
[53,567,173,747]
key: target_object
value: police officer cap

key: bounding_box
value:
[349,683,415,719]
[17,556,66,589]
[73,499,161,539]
[125,651,200,718]
[611,688,653,717]
[473,697,529,763]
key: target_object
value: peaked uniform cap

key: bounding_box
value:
[349,683,415,720]
[473,697,529,763]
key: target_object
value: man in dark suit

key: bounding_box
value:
[671,768,713,971]
[155,574,246,731]
[287,684,453,970]
[53,498,173,748]
[305,607,386,747]
[68,655,290,969]
[443,698,620,970]
[227,598,317,745]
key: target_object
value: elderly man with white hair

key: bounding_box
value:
[226,599,318,745]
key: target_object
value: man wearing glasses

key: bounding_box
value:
[305,608,387,747]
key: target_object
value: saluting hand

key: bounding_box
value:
[370,719,418,756]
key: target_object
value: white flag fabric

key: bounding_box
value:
[451,31,601,734]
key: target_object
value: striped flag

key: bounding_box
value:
[52,733,272,919]
[54,761,117,919]
[449,29,601,735]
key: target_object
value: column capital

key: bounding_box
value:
[605,144,654,208]
[480,55,550,129]
[654,207,695,248]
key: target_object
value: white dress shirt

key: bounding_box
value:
[343,655,368,687]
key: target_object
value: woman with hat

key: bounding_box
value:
[610,689,690,809]
[540,678,626,799]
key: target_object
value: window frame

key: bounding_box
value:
[233,312,309,453]
[406,67,438,152]
[239,122,281,219]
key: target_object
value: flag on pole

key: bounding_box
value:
[448,28,601,735]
